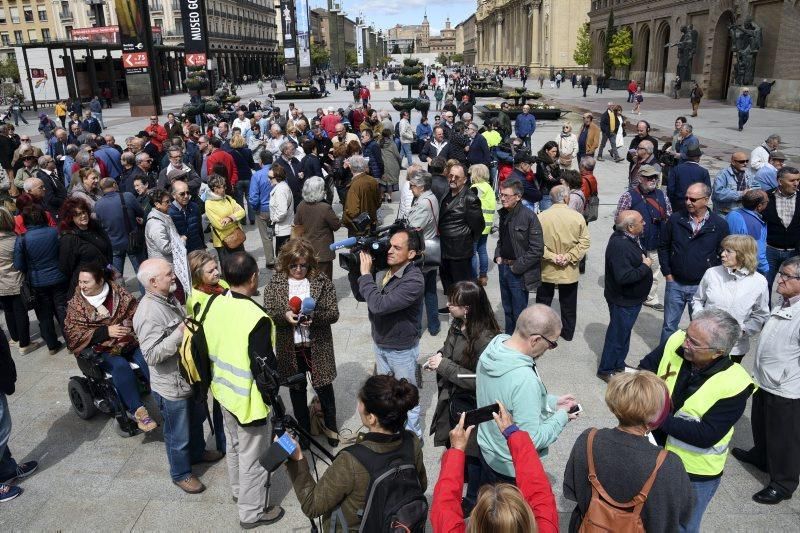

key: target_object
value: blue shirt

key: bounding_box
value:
[726,208,768,274]
[737,95,752,113]
[753,163,778,191]
[248,165,272,212]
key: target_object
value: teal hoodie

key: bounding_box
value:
[476,334,568,477]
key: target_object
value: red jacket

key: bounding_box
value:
[359,87,371,100]
[580,170,598,202]
[431,430,559,533]
[206,148,238,186]
[627,81,638,93]
[145,123,168,151]
[14,211,56,234]
[320,114,340,138]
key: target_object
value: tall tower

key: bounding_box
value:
[420,10,430,52]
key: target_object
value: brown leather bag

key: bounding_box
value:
[213,225,246,250]
[578,428,668,533]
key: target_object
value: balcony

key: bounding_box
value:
[60,10,73,21]
[149,1,163,13]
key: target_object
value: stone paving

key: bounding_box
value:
[3,77,800,531]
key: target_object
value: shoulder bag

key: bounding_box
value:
[212,198,246,250]
[119,192,145,255]
[18,233,36,310]
[421,197,441,267]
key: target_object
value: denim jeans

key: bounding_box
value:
[680,477,721,532]
[0,392,18,481]
[99,348,149,414]
[235,181,254,223]
[539,194,552,210]
[471,234,489,277]
[32,282,68,350]
[598,302,642,374]
[660,281,699,345]
[738,110,749,130]
[417,269,440,335]
[477,447,515,489]
[766,245,794,295]
[153,392,207,481]
[499,264,529,334]
[374,344,422,438]
[598,132,619,159]
[112,249,144,277]
[400,143,413,167]
[93,111,105,129]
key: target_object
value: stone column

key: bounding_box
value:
[529,0,541,66]
[496,13,504,65]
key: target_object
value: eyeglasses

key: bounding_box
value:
[499,192,519,199]
[73,210,88,217]
[289,263,309,271]
[175,191,190,196]
[533,333,558,349]
[734,159,749,164]
[686,196,707,203]
[142,159,152,163]
[683,334,716,351]
[777,270,800,281]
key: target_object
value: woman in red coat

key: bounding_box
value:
[431,401,559,533]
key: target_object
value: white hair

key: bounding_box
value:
[301,176,326,203]
[136,258,169,289]
[347,154,368,174]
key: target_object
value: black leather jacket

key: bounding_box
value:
[439,185,484,260]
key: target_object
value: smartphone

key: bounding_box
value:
[569,403,583,415]
[463,402,500,428]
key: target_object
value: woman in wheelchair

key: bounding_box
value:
[63,262,157,433]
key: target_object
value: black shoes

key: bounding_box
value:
[731,447,767,472]
[752,486,791,505]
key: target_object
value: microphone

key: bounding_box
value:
[288,296,302,315]
[300,297,316,316]
[329,236,358,251]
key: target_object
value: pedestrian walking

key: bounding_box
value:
[737,88,753,131]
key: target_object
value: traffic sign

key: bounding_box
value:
[185,53,207,67]
[122,52,149,69]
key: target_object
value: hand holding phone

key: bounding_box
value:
[463,402,500,428]
[568,403,583,419]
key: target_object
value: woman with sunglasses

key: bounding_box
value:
[424,280,500,512]
[263,238,340,448]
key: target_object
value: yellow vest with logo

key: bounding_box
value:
[472,181,496,235]
[657,330,754,476]
[204,295,274,424]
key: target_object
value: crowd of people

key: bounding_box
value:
[0,73,797,533]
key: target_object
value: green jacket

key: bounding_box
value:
[476,334,568,477]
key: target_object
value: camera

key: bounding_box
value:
[334,214,407,272]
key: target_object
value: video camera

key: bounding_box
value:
[329,213,408,272]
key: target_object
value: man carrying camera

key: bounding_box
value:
[342,155,381,237]
[351,229,425,438]
[202,252,283,528]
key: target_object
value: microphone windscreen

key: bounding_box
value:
[288,296,302,314]
[301,297,316,314]
[329,236,358,251]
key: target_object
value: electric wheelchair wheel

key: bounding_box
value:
[68,377,98,420]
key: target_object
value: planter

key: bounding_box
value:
[476,104,565,121]
[273,90,320,100]
[180,103,203,118]
[414,99,430,112]
[390,98,418,112]
[401,66,421,76]
[403,58,420,67]
[471,88,503,98]
[605,78,629,91]
[185,77,209,91]
[203,101,220,114]
[398,75,424,86]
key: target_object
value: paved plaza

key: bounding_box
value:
[3,78,800,531]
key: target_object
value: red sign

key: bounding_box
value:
[70,26,161,44]
[185,53,207,67]
[123,52,149,69]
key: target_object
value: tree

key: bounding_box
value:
[406,43,414,53]
[573,22,593,66]
[607,26,633,76]
[603,10,615,77]
[0,58,20,83]
[391,44,401,54]
[345,49,357,68]
[451,53,464,64]
[436,52,449,66]
[310,43,331,69]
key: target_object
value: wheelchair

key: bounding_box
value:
[67,350,151,437]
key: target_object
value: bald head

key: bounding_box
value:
[514,304,562,341]
[615,210,644,233]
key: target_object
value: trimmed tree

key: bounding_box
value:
[607,26,633,79]
[451,53,464,64]
[603,10,615,78]
[436,52,449,66]
[310,43,331,70]
[391,44,401,54]
[573,22,592,66]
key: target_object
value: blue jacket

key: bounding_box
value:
[416,122,432,140]
[753,164,778,191]
[628,187,670,251]
[81,117,102,135]
[168,200,205,252]
[658,211,729,285]
[667,161,710,210]
[89,99,103,113]
[677,134,699,161]
[737,95,752,113]
[94,191,145,252]
[712,166,754,214]
[362,139,384,179]
[727,208,768,274]
[13,225,66,287]
[467,134,491,166]
[248,165,272,212]
[94,145,123,180]
[514,112,536,138]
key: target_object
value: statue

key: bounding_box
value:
[729,17,762,86]
[665,25,698,81]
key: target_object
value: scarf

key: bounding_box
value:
[198,282,225,295]
[82,283,110,317]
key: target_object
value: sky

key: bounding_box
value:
[307,0,476,34]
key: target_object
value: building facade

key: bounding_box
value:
[429,17,455,56]
[386,16,429,53]
[310,7,357,72]
[0,1,58,60]
[588,0,800,110]
[455,14,477,64]
[475,0,589,74]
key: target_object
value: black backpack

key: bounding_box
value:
[340,431,428,532]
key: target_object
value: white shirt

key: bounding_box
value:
[753,297,800,398]
[692,265,769,355]
[750,144,771,172]
[288,277,311,344]
[232,117,251,134]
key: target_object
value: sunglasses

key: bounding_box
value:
[686,196,707,203]
[734,159,749,164]
[533,333,558,349]
[176,191,189,196]
[289,263,309,270]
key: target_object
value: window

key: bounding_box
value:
[41,28,50,41]
[24,7,33,23]
[27,29,37,42]
[38,7,47,21]
[13,30,23,44]
[0,9,5,23]
[0,33,9,47]
[10,7,19,23]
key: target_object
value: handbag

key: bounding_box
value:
[118,192,145,255]
[422,197,441,267]
[448,388,477,428]
[212,198,247,250]
[18,234,36,310]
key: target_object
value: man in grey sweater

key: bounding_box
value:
[133,258,222,494]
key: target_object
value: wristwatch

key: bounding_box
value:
[502,424,520,439]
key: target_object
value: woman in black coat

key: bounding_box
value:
[228,133,256,223]
[58,197,112,296]
[536,140,561,210]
